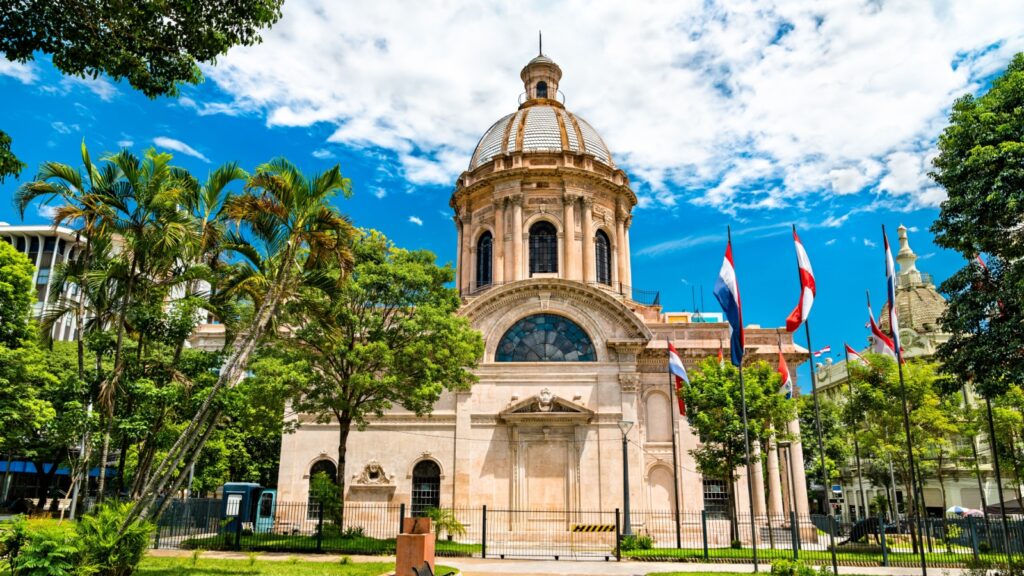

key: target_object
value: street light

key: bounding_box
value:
[619,420,634,536]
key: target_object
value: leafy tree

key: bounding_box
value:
[280,229,483,520]
[683,358,796,539]
[0,238,34,347]
[930,53,1024,397]
[798,394,850,489]
[0,0,284,98]
[0,130,24,184]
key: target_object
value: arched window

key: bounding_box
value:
[496,313,596,362]
[476,231,493,289]
[529,221,558,275]
[595,230,611,285]
[308,460,338,519]
[411,460,441,516]
[536,81,548,98]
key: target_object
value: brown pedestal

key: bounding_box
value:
[395,518,435,576]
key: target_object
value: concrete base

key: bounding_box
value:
[396,518,435,576]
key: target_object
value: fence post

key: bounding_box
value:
[481,505,487,559]
[880,518,888,567]
[615,508,621,562]
[701,510,709,560]
[399,503,406,536]
[316,503,324,553]
[969,516,980,562]
[790,511,799,560]
[234,511,243,551]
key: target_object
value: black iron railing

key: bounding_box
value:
[461,279,660,307]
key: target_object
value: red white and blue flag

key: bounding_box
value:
[845,343,868,365]
[786,228,816,332]
[813,345,832,358]
[777,346,793,400]
[868,304,897,360]
[883,231,903,361]
[714,240,744,367]
[667,341,689,416]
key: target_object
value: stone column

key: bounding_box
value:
[787,417,811,517]
[766,434,784,517]
[751,440,767,517]
[581,198,594,284]
[460,212,472,291]
[454,217,463,294]
[511,195,524,281]
[562,193,577,281]
[453,391,472,507]
[615,205,627,294]
[623,216,633,299]
[493,198,505,285]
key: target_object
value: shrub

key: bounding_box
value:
[0,515,29,573]
[14,524,91,576]
[618,534,653,551]
[76,502,155,576]
[770,559,820,576]
[341,526,365,539]
[730,539,742,549]
[424,508,466,539]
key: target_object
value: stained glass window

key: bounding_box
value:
[495,314,596,362]
[476,231,493,289]
[595,230,611,285]
[529,221,558,274]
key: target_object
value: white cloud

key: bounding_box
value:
[863,238,877,248]
[0,58,38,84]
[825,239,837,246]
[312,148,335,159]
[178,95,243,116]
[153,136,211,163]
[36,204,58,219]
[370,187,387,199]
[51,122,79,135]
[408,216,423,226]
[117,140,134,148]
[60,76,117,101]
[191,1,1024,212]
[920,252,936,260]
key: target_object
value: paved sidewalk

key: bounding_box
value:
[147,550,964,575]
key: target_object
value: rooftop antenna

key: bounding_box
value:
[539,30,543,55]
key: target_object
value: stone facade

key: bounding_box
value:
[275,52,813,536]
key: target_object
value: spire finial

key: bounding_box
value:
[539,30,543,56]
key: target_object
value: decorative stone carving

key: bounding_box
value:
[619,373,641,393]
[537,388,554,411]
[352,460,393,485]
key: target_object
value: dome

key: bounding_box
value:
[467,52,614,171]
[468,105,614,170]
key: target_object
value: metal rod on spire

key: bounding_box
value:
[539,30,543,55]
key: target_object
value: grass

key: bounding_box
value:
[137,556,458,575]
[176,531,481,557]
[623,545,1004,567]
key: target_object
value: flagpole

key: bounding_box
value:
[803,320,839,574]
[961,384,992,544]
[667,341,683,549]
[881,224,928,576]
[843,346,868,520]
[728,226,759,571]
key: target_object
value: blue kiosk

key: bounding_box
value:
[220,482,277,534]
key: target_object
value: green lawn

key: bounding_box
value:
[624,546,995,567]
[176,532,480,557]
[137,556,457,575]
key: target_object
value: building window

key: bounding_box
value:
[529,221,558,275]
[595,230,611,285]
[308,460,337,519]
[411,460,441,517]
[36,268,50,286]
[703,478,729,518]
[496,313,596,362]
[536,81,548,98]
[476,231,493,289]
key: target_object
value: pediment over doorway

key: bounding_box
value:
[499,388,594,425]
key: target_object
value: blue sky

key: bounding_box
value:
[2,1,1023,381]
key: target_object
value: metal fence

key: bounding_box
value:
[152,499,1024,567]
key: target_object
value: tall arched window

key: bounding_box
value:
[308,460,337,519]
[411,460,441,516]
[595,230,611,285]
[529,221,558,275]
[536,81,548,98]
[476,231,493,289]
[496,313,596,362]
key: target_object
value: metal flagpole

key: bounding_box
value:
[843,347,868,520]
[728,227,759,571]
[804,321,839,574]
[961,385,992,540]
[880,224,927,576]
[985,395,1013,561]
[667,343,683,548]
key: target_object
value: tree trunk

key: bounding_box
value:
[727,476,738,543]
[336,417,351,527]
[96,414,112,501]
[153,413,221,520]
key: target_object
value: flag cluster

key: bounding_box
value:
[667,341,689,416]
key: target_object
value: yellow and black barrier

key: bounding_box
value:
[571,524,615,533]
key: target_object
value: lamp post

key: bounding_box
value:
[619,420,634,536]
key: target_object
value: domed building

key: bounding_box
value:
[275,51,812,546]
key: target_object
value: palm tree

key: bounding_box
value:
[131,158,355,521]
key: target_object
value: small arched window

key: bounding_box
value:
[476,231,493,289]
[536,81,548,99]
[529,221,558,275]
[412,460,441,516]
[595,230,611,285]
[496,313,596,362]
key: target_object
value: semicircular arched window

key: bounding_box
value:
[496,314,596,362]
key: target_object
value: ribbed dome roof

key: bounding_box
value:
[469,105,614,170]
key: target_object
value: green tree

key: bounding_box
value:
[0,238,34,347]
[280,229,483,520]
[0,130,25,184]
[930,53,1024,397]
[683,358,796,539]
[798,394,850,490]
